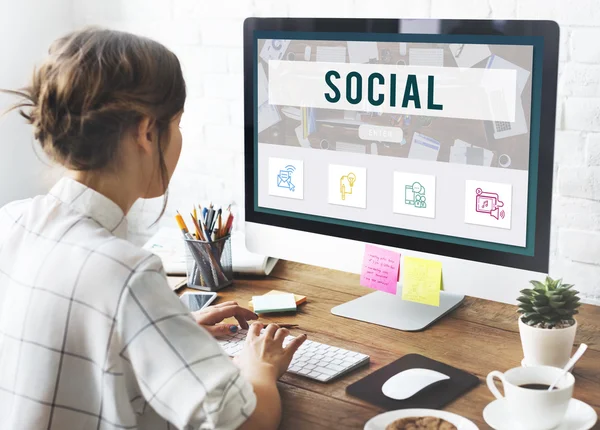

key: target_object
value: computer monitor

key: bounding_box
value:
[243,18,559,330]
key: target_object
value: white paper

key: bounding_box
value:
[449,44,492,68]
[450,139,494,167]
[347,41,379,64]
[143,228,277,276]
[252,293,296,313]
[408,132,441,161]
[257,103,281,133]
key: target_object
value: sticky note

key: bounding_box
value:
[402,256,442,307]
[248,290,307,310]
[252,293,297,314]
[360,244,401,294]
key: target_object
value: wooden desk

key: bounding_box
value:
[170,261,600,429]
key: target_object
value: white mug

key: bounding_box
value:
[487,366,574,430]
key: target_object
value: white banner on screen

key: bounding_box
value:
[268,60,517,122]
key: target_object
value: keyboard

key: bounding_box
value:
[217,329,370,382]
[494,121,512,132]
[409,48,444,67]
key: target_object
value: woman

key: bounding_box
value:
[0,27,305,430]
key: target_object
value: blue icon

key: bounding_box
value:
[277,165,296,192]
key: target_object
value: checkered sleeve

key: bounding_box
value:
[115,256,257,430]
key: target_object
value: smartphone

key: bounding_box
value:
[179,291,218,312]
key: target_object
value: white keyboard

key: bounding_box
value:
[409,48,444,67]
[217,329,370,382]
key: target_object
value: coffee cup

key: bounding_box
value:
[487,366,574,430]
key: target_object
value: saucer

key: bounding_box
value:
[365,408,478,430]
[483,398,597,430]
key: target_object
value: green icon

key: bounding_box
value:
[340,172,356,200]
[405,181,427,208]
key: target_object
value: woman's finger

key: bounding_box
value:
[203,324,239,337]
[273,328,289,345]
[263,323,279,339]
[284,334,307,358]
[198,305,258,326]
[247,322,263,339]
[211,301,238,308]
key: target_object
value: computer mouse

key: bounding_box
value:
[399,42,407,56]
[382,368,450,400]
[304,46,311,61]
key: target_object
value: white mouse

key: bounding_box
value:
[399,42,407,56]
[370,142,378,155]
[304,46,311,61]
[382,368,450,400]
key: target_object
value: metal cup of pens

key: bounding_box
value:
[184,235,233,291]
[175,204,235,292]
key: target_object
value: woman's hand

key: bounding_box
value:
[192,301,258,337]
[234,322,307,381]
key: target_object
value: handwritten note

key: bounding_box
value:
[402,256,442,307]
[360,245,400,294]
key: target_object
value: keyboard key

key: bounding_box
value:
[308,371,322,379]
[298,369,312,376]
[315,373,330,382]
[315,366,336,376]
[328,364,345,372]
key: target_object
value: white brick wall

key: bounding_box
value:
[72,0,600,304]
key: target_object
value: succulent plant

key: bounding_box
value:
[517,276,581,329]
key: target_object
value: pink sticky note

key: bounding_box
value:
[360,244,401,294]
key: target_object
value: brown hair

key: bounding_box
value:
[2,27,186,217]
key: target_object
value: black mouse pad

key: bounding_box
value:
[346,354,479,410]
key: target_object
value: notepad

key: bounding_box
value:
[252,293,297,314]
[248,290,307,310]
[360,244,400,294]
[402,256,442,307]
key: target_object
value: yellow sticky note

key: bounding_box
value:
[402,256,442,307]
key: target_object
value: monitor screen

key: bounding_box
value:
[245,20,557,272]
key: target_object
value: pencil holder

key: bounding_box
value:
[184,235,233,292]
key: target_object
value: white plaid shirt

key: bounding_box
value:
[0,177,256,430]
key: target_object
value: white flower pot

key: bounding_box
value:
[518,317,577,368]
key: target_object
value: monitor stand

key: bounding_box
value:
[331,289,465,332]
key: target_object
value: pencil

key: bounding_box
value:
[216,210,222,238]
[175,212,192,239]
[190,212,204,240]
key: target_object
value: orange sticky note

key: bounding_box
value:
[402,256,442,307]
[360,244,400,294]
[248,290,306,310]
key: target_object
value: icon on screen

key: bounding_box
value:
[277,165,296,192]
[405,182,427,209]
[475,188,505,220]
[340,172,356,200]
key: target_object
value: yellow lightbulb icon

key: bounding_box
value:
[340,172,356,201]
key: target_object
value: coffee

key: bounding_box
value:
[518,383,556,390]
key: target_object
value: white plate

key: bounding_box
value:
[364,409,479,430]
[483,398,597,430]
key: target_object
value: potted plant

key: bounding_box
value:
[517,276,581,368]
